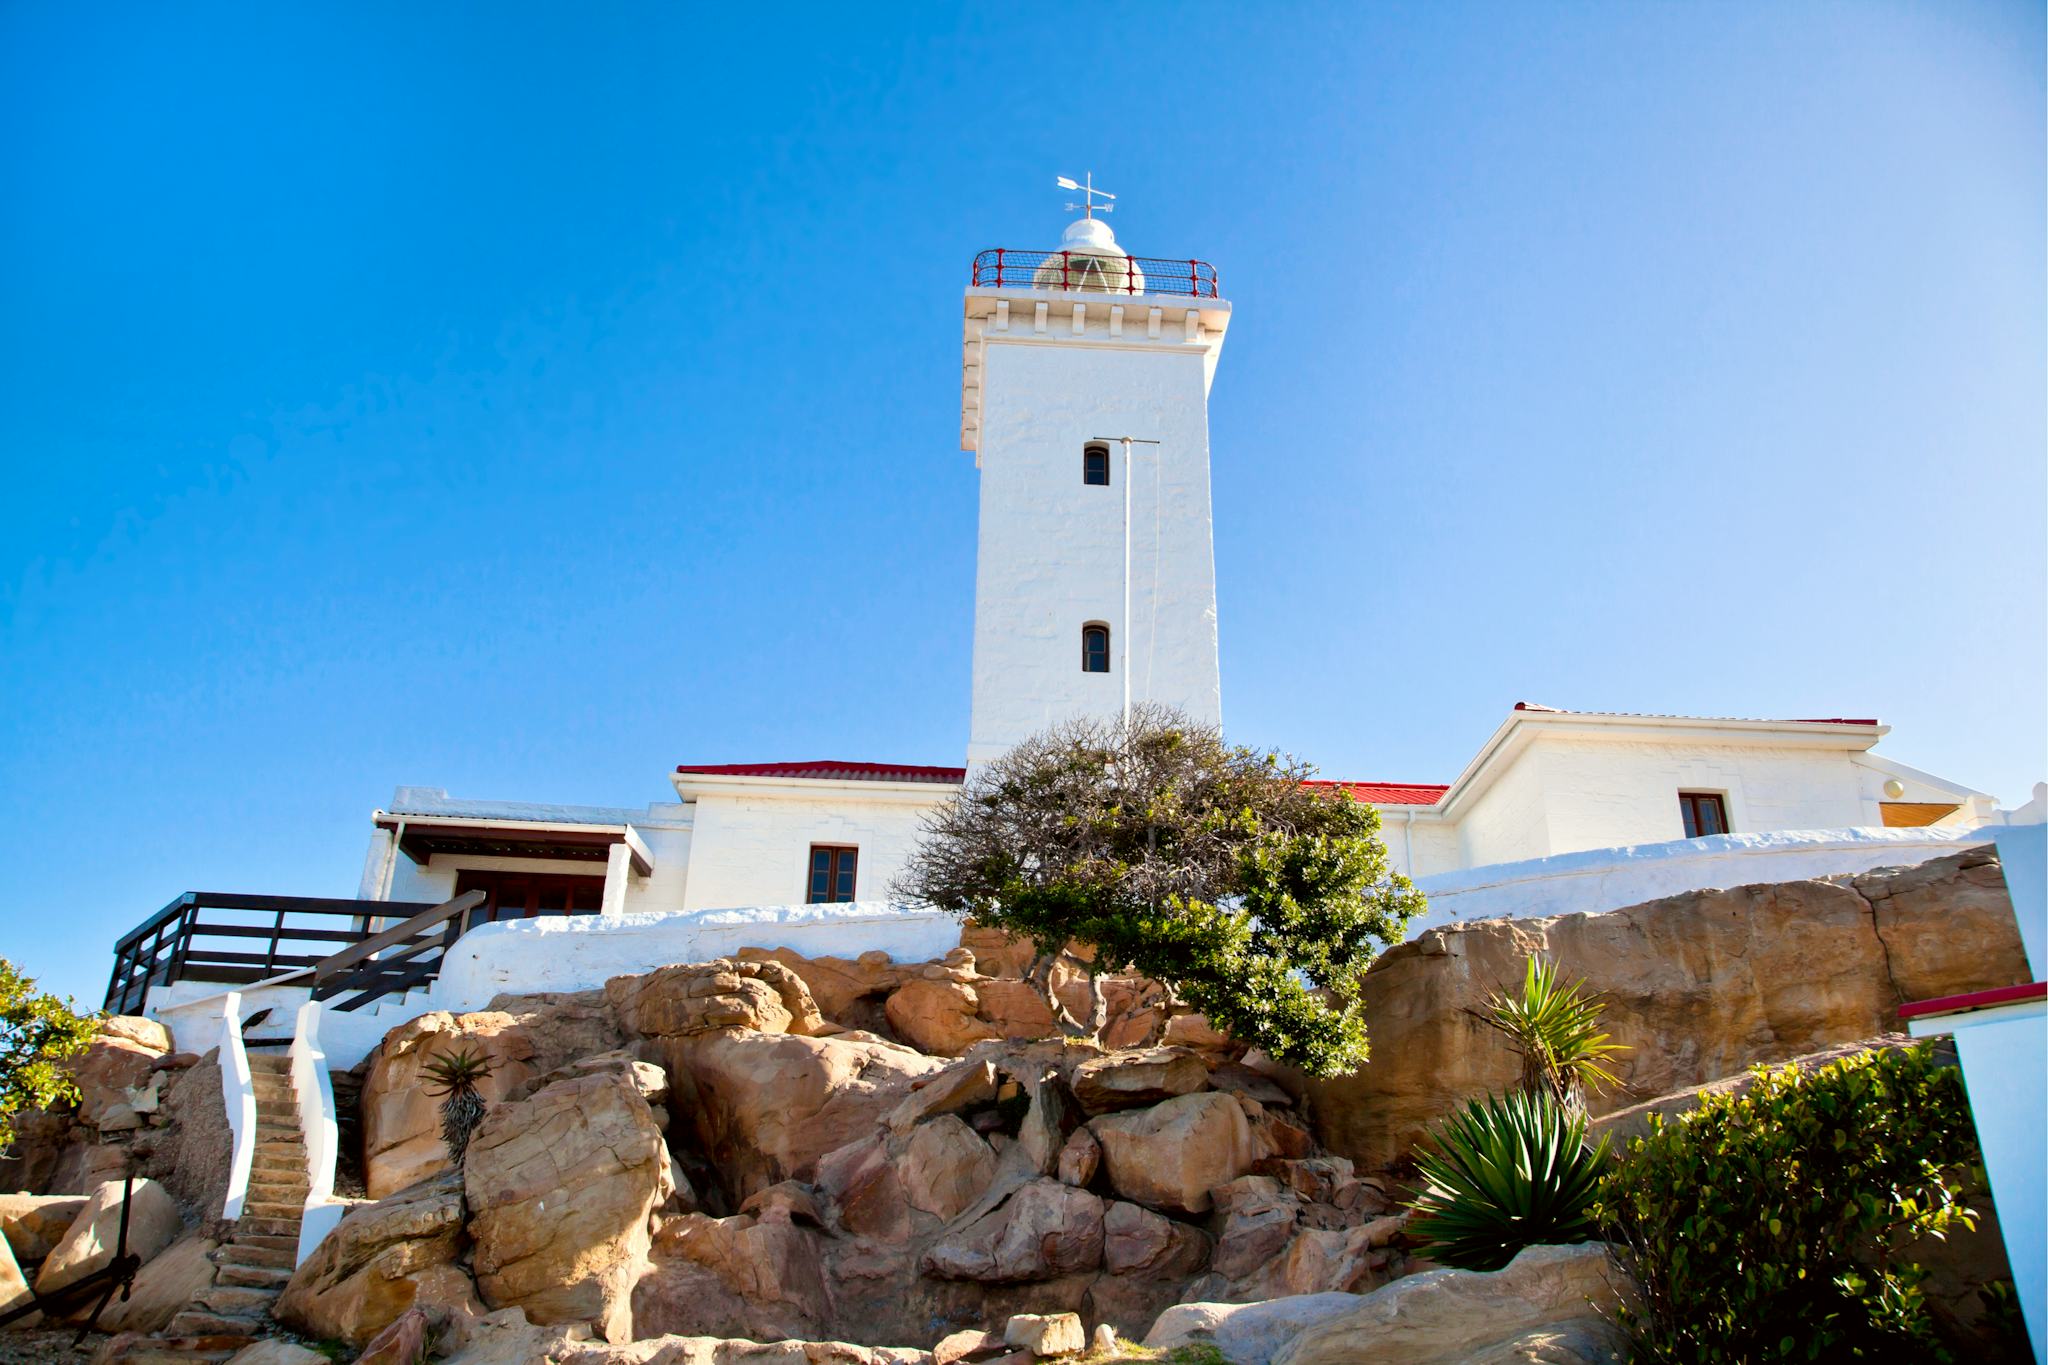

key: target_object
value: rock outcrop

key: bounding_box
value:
[275,1170,479,1348]
[33,1177,182,1299]
[1309,848,2030,1169]
[466,1070,672,1341]
[1089,1092,1254,1215]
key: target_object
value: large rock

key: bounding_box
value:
[885,978,1000,1057]
[922,1178,1104,1284]
[67,1020,169,1132]
[902,1117,998,1221]
[0,1234,30,1322]
[608,960,824,1040]
[143,1052,234,1217]
[1590,1035,1918,1148]
[556,1337,930,1365]
[635,1212,834,1342]
[34,1177,182,1298]
[672,1030,944,1200]
[1070,1047,1208,1115]
[275,1169,478,1348]
[1268,1242,1633,1365]
[1145,1294,1365,1365]
[738,948,912,1032]
[1089,1092,1255,1214]
[0,1193,87,1263]
[95,1233,217,1333]
[1309,848,2031,1170]
[361,1010,541,1199]
[465,1070,671,1341]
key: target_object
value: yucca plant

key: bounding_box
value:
[1406,1088,1610,1271]
[1479,954,1628,1112]
[421,1047,495,1165]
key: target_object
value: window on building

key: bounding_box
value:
[1678,791,1729,839]
[1083,443,1110,486]
[454,869,606,923]
[1082,622,1111,673]
[807,845,858,904]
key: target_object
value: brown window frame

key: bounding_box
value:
[1083,443,1110,486]
[1081,622,1111,673]
[807,844,859,904]
[1678,791,1730,839]
[453,868,607,923]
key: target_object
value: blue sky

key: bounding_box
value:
[3,3,2042,1005]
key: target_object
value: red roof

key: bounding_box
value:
[675,761,967,784]
[1308,780,1449,806]
[676,762,1447,804]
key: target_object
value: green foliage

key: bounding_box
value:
[1595,1042,1983,1362]
[422,1047,495,1165]
[893,706,1425,1076]
[0,959,100,1154]
[1405,1087,1609,1270]
[1480,954,1628,1108]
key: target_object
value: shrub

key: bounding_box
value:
[1406,1087,1610,1270]
[1478,954,1627,1111]
[0,958,99,1153]
[1595,1042,1982,1362]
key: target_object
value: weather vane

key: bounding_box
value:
[1056,172,1115,220]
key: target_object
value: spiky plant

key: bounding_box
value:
[1406,1088,1610,1271]
[421,1048,494,1165]
[1479,954,1628,1112]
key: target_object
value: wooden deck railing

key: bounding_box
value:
[105,890,486,1016]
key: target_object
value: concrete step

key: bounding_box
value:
[215,1261,293,1289]
[240,1202,305,1224]
[166,1310,268,1337]
[246,1058,292,1074]
[248,1179,308,1199]
[250,1157,307,1179]
[194,1286,279,1316]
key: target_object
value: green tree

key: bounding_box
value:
[892,706,1425,1077]
[0,959,100,1153]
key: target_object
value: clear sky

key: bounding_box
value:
[3,3,2042,1005]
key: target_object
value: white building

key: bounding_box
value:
[116,201,2021,1059]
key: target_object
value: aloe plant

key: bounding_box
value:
[421,1047,495,1165]
[1406,1088,1609,1271]
[1481,954,1628,1111]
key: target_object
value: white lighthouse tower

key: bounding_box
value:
[960,187,1232,766]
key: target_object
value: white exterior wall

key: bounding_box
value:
[1373,809,1462,881]
[681,789,950,910]
[967,310,1224,764]
[1456,748,1553,867]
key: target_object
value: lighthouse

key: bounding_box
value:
[959,188,1232,766]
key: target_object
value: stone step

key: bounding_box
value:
[255,1135,304,1150]
[247,1186,308,1207]
[233,1233,298,1253]
[93,1333,257,1364]
[250,1158,307,1179]
[166,1310,269,1337]
[195,1285,279,1316]
[215,1261,293,1289]
[247,1054,292,1070]
[248,1174,309,1192]
[223,1243,295,1269]
[234,1215,300,1239]
[241,1202,305,1224]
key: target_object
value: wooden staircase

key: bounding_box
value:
[163,1053,307,1344]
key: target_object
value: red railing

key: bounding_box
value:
[971,249,1221,298]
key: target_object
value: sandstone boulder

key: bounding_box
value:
[362,1010,539,1199]
[1591,1035,1918,1148]
[1144,1293,1364,1365]
[1308,848,2031,1170]
[67,1020,169,1133]
[922,1179,1104,1284]
[556,1337,931,1365]
[95,1233,217,1333]
[275,1169,477,1347]
[816,1135,912,1243]
[509,1049,670,1108]
[608,959,824,1039]
[1055,1129,1099,1188]
[887,1060,998,1136]
[226,1344,335,1365]
[0,1193,87,1263]
[1269,1242,1634,1365]
[34,1177,181,1298]
[1004,1312,1083,1356]
[902,1116,998,1221]
[636,1212,834,1342]
[885,978,1000,1057]
[0,1234,30,1322]
[466,1071,671,1341]
[1090,1092,1254,1215]
[1101,1200,1209,1279]
[673,1031,944,1200]
[739,948,912,1031]
[1070,1048,1208,1115]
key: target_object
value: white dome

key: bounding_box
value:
[1032,216,1146,294]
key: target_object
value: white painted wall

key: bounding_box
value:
[1411,825,1998,932]
[1455,747,1552,868]
[967,313,1224,764]
[682,788,948,910]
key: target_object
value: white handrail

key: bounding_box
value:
[288,1000,346,1265]
[218,992,256,1221]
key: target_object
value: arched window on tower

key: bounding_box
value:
[1081,622,1111,673]
[1083,442,1110,486]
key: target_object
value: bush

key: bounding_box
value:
[1595,1042,1982,1362]
[1478,954,1627,1111]
[1406,1087,1610,1270]
[0,958,99,1153]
